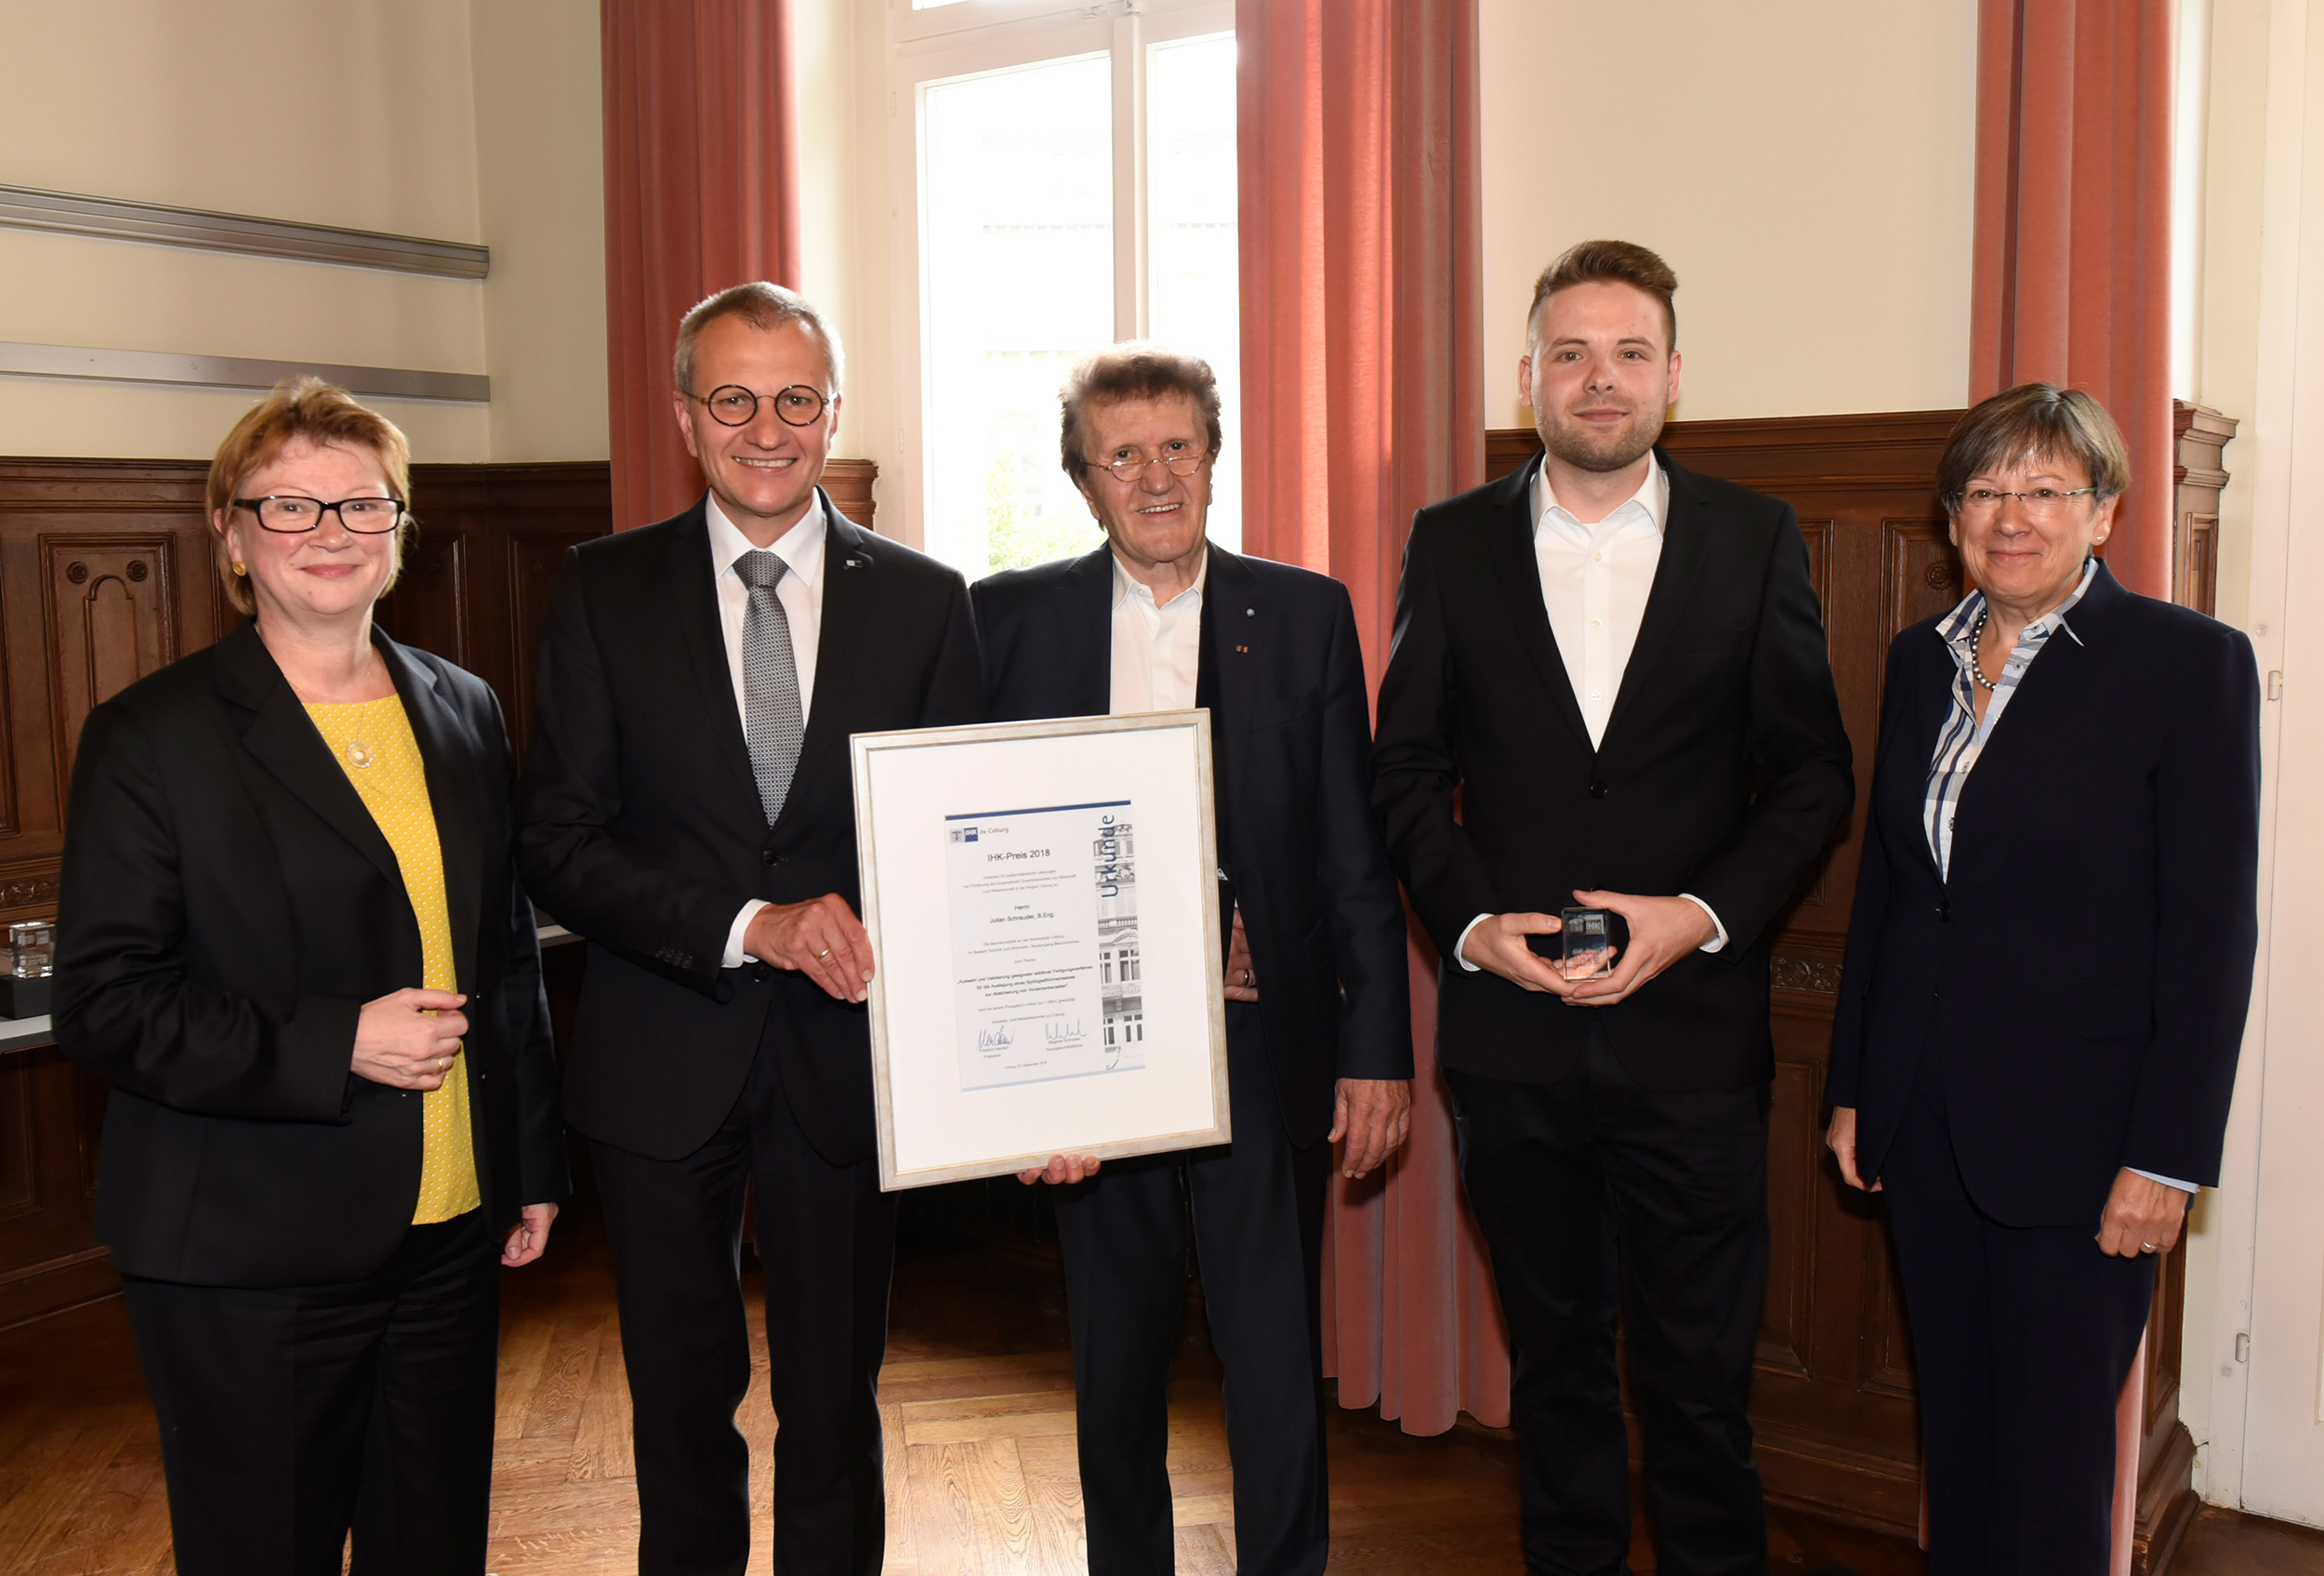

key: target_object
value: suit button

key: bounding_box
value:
[1588,780,1608,800]
[761,849,779,866]
[1936,900,1951,923]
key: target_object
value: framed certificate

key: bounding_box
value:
[851,710,1231,1190]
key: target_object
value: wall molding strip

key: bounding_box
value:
[0,342,491,404]
[0,183,490,280]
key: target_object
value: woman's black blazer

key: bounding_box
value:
[57,622,568,1287]
[1828,565,2261,1227]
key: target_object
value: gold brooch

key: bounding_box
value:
[345,739,376,770]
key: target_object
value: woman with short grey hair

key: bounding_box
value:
[1825,383,2261,1575]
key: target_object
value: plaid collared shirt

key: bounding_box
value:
[1922,557,2098,879]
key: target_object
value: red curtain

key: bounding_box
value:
[601,0,805,531]
[1236,0,1506,1433]
[1970,0,2174,598]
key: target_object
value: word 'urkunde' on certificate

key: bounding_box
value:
[946,801,1145,1091]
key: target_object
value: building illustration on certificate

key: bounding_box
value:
[1092,812,1141,1066]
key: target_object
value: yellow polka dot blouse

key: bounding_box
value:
[304,695,482,1225]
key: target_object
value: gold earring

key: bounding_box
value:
[231,562,248,576]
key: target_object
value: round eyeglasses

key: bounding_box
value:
[1084,449,1211,483]
[1954,486,2098,520]
[687,384,832,428]
[234,496,407,534]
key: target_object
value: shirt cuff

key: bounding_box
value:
[724,900,772,969]
[1678,894,1729,953]
[1453,913,1492,973]
[2128,1168,2199,1195]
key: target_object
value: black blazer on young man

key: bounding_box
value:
[972,542,1412,1132]
[1373,448,1855,1090]
[1829,563,2261,1225]
[518,491,984,1166]
[58,621,568,1288]
[1372,447,1852,1576]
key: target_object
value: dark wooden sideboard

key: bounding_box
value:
[0,414,2235,1569]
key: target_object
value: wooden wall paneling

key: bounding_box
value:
[825,457,878,534]
[0,458,223,1327]
[42,534,180,801]
[1485,412,2223,1565]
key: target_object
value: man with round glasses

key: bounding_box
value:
[518,283,983,1576]
[971,344,1413,1576]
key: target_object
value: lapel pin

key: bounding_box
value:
[1245,607,1255,616]
[1235,644,1250,654]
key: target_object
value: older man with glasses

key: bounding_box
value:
[971,343,1413,1576]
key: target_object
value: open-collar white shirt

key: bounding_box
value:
[1108,545,1207,715]
[709,490,828,967]
[1533,457,1669,748]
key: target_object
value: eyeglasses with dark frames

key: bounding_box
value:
[234,496,407,534]
[686,384,833,428]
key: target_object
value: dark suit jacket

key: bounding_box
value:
[516,490,984,1166]
[1372,449,1854,1090]
[971,544,1412,1146]
[1828,564,2261,1225]
[55,622,568,1287]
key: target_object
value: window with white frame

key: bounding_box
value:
[890,0,1239,578]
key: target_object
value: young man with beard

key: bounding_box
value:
[1372,242,1853,1576]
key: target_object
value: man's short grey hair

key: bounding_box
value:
[673,283,847,394]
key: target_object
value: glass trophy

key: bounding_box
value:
[1559,907,1614,981]
[1,920,55,1018]
[9,921,52,979]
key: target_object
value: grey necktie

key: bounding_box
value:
[735,550,803,824]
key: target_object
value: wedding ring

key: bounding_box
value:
[1242,969,1253,987]
[2141,1242,2159,1253]
[815,947,832,960]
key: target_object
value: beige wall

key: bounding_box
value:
[0,0,604,464]
[793,0,895,491]
[1477,0,1978,428]
[472,0,609,462]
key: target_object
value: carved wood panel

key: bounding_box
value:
[42,535,178,802]
[385,526,470,669]
[0,1053,33,1216]
[506,531,597,753]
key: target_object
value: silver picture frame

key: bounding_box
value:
[850,709,1231,1190]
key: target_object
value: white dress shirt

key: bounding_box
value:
[1108,547,1206,715]
[711,492,827,967]
[1453,458,1728,971]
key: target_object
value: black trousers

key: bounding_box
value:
[121,1210,500,1576]
[1446,1022,1771,1576]
[1880,1055,2155,1576]
[1052,1001,1334,1576]
[592,1034,896,1576]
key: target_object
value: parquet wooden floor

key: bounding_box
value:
[4,1199,2314,1575]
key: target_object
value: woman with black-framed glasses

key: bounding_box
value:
[55,377,568,1575]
